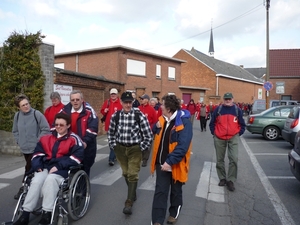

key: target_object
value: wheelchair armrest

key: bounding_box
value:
[68,164,83,176]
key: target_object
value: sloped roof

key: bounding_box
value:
[184,48,263,85]
[270,49,300,78]
[55,45,186,63]
[244,67,266,79]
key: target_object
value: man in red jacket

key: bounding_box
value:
[100,88,123,166]
[138,94,157,167]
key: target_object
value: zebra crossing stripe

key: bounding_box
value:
[0,183,10,190]
[139,174,156,191]
[0,167,24,179]
[94,154,109,163]
[90,167,122,186]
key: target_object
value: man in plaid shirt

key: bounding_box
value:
[107,91,153,215]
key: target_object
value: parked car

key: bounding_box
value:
[288,130,300,181]
[282,106,300,145]
[251,99,298,114]
[246,105,294,140]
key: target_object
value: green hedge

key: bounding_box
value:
[0,30,45,131]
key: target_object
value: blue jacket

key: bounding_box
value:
[31,131,84,178]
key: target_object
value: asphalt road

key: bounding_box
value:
[1,119,300,225]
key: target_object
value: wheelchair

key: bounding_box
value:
[2,165,90,225]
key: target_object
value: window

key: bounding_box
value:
[156,65,161,78]
[152,92,159,98]
[55,63,64,69]
[168,67,175,80]
[127,59,146,76]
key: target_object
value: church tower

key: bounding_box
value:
[208,27,214,57]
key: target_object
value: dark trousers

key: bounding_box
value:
[22,153,33,183]
[152,164,183,224]
[200,116,207,131]
[82,144,96,177]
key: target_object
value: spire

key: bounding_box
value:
[208,20,214,57]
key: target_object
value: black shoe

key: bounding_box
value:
[142,160,147,167]
[109,160,114,166]
[38,211,51,225]
[227,181,235,192]
[13,211,29,225]
[14,186,24,200]
[218,179,227,186]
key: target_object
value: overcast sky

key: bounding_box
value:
[0,0,299,67]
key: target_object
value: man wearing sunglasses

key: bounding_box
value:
[209,92,245,192]
[60,90,99,176]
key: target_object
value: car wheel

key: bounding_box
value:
[263,126,279,140]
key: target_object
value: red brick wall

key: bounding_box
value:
[268,78,300,101]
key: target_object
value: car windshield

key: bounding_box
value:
[289,107,300,119]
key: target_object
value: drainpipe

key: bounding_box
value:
[216,75,219,96]
[76,54,79,72]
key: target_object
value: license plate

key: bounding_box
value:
[290,157,295,167]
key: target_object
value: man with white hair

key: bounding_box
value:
[100,88,123,166]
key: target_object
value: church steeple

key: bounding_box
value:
[208,23,214,57]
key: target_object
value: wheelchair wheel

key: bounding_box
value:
[12,192,26,221]
[57,214,68,225]
[67,170,90,220]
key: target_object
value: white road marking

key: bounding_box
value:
[139,174,156,191]
[267,176,296,179]
[254,153,287,156]
[94,154,109,163]
[196,161,225,202]
[90,167,122,186]
[97,144,108,150]
[241,136,295,225]
[0,183,10,190]
[0,167,24,179]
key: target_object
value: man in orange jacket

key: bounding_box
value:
[150,94,193,225]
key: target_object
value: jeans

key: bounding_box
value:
[109,147,116,162]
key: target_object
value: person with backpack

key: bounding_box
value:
[100,88,122,166]
[209,92,246,192]
[44,91,64,127]
[12,94,50,200]
[107,91,153,215]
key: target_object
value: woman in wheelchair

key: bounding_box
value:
[14,113,84,225]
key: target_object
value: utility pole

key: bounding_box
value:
[265,0,270,109]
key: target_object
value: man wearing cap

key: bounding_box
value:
[209,92,245,192]
[100,88,123,166]
[138,94,157,167]
[107,91,153,215]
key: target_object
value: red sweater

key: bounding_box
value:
[138,103,157,128]
[100,98,123,131]
[44,102,65,127]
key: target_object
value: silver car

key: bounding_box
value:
[282,106,300,145]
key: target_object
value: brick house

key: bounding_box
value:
[268,49,300,101]
[173,47,264,105]
[54,45,185,100]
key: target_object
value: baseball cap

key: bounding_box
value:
[139,94,150,100]
[121,92,134,102]
[110,88,118,94]
[223,92,233,99]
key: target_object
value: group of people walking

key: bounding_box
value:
[11,88,245,225]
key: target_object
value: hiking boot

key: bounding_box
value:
[14,186,24,200]
[218,179,227,186]
[167,216,177,224]
[13,211,29,225]
[38,210,51,225]
[108,160,114,166]
[142,160,147,167]
[123,199,133,215]
[153,223,161,225]
[227,181,235,192]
